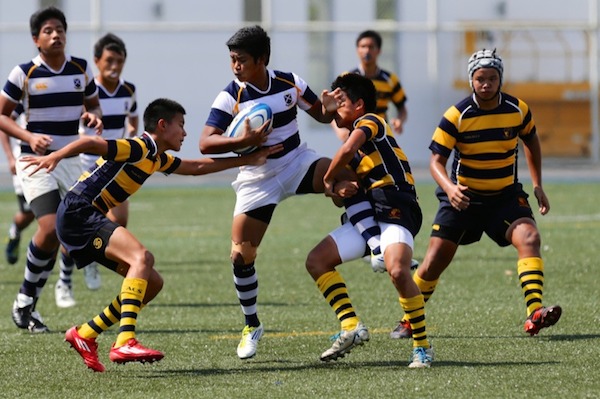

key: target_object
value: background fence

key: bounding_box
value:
[1,0,599,166]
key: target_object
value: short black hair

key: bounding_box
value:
[356,30,382,49]
[331,73,377,114]
[30,6,67,37]
[143,98,186,132]
[94,33,127,59]
[226,25,271,66]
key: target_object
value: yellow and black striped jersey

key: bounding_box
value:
[348,113,416,194]
[71,132,181,213]
[348,67,407,121]
[429,93,536,193]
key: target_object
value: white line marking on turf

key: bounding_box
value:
[543,213,600,222]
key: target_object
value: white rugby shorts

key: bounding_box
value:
[12,174,23,196]
[17,155,83,204]
[330,221,415,263]
[232,143,322,216]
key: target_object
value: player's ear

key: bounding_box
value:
[356,98,365,111]
[158,118,168,130]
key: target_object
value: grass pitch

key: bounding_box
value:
[0,181,598,398]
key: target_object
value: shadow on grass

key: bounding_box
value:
[426,333,600,340]
[150,301,301,308]
[140,358,561,378]
[138,328,290,335]
[543,333,600,341]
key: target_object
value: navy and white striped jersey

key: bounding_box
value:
[1,54,97,153]
[81,78,137,140]
[205,69,318,147]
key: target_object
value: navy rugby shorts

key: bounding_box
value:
[56,192,120,270]
[431,183,534,247]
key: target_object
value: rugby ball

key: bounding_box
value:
[223,103,273,154]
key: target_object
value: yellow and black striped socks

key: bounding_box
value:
[400,294,429,348]
[517,257,544,317]
[401,273,439,325]
[316,271,359,331]
[77,295,121,339]
[115,277,147,347]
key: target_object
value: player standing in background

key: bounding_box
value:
[307,73,432,368]
[200,25,362,360]
[0,6,103,332]
[0,104,35,265]
[391,49,562,340]
[334,30,408,141]
[21,98,281,372]
[352,30,407,134]
[73,32,139,291]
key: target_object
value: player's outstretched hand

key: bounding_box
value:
[20,153,61,175]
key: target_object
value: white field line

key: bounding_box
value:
[542,213,600,223]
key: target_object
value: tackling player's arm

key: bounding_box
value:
[20,135,109,175]
[175,144,284,176]
[323,127,366,198]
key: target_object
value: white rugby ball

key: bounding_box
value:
[223,103,273,155]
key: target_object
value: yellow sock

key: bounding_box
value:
[115,277,147,347]
[78,295,121,339]
[517,257,544,317]
[400,295,429,348]
[316,271,359,331]
[401,274,439,323]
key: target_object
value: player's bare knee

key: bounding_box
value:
[305,249,321,275]
[129,249,155,272]
[231,241,257,266]
[522,229,541,248]
[509,219,541,249]
[387,263,406,282]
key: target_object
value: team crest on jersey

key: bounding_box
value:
[74,78,82,90]
[387,208,402,219]
[503,128,513,139]
[517,197,530,208]
[284,93,293,107]
[93,237,103,249]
